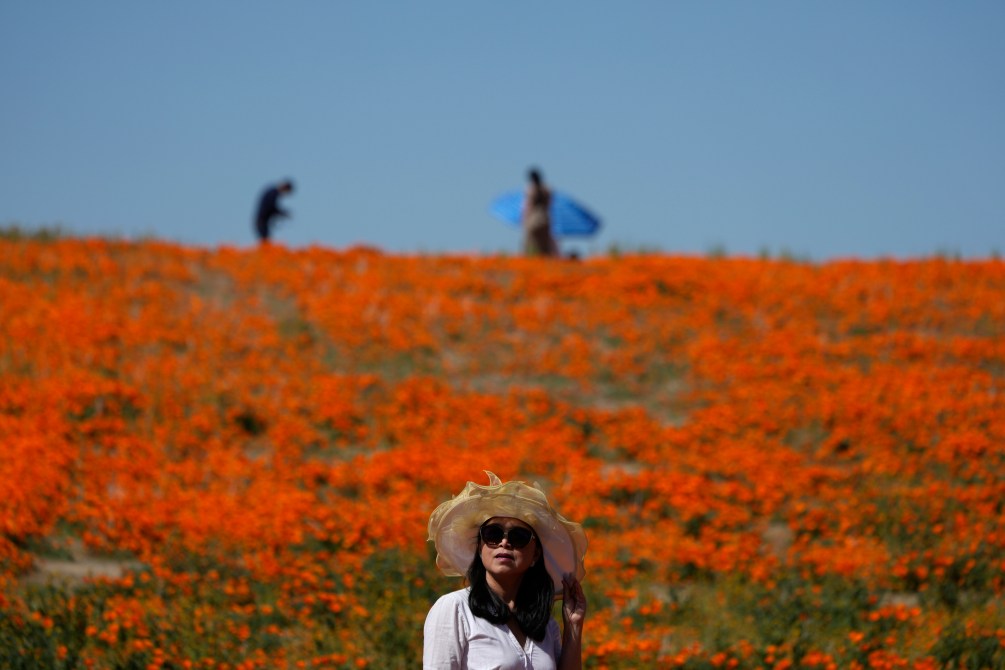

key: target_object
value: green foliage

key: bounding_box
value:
[931,620,1005,669]
[0,223,66,242]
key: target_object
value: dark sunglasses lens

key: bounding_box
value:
[481,524,505,545]
[508,527,533,548]
[480,524,534,548]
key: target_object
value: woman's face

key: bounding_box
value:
[479,517,540,581]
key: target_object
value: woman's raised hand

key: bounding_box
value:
[561,573,587,634]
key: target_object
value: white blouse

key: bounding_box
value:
[423,588,562,670]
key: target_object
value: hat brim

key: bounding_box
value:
[428,472,587,595]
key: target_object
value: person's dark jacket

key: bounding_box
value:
[255,186,289,239]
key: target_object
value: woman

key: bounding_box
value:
[522,168,559,257]
[423,471,588,669]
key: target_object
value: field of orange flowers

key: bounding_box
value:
[2,234,1004,669]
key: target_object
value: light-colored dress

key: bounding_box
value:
[522,185,558,257]
[423,588,561,669]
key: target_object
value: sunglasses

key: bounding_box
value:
[479,523,536,549]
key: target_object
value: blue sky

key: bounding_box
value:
[2,2,1003,258]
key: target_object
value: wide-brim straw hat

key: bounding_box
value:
[427,471,587,595]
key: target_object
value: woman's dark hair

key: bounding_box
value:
[527,168,543,186]
[467,528,554,641]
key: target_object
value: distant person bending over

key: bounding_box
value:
[254,179,295,244]
[522,168,559,257]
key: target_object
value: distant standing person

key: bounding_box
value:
[522,168,558,257]
[254,179,295,244]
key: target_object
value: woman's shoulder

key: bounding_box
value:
[425,588,474,633]
[430,588,471,611]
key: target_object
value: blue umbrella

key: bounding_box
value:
[489,190,602,237]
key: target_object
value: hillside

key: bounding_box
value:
[2,237,1004,668]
